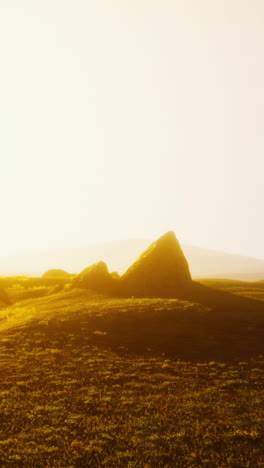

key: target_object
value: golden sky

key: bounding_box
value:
[0,1,263,259]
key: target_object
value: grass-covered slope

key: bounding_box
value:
[0,295,264,467]
[0,287,264,360]
[0,288,10,307]
[0,276,72,304]
[199,278,264,302]
[0,287,264,467]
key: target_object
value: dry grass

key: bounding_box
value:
[0,280,264,466]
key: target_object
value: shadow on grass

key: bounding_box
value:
[21,281,264,362]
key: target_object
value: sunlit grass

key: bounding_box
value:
[200,278,264,302]
[0,325,264,467]
[0,281,264,466]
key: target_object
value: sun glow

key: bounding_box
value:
[0,1,263,259]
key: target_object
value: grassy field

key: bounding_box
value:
[0,276,72,304]
[199,278,264,302]
[0,281,264,467]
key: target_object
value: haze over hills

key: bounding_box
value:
[0,239,264,281]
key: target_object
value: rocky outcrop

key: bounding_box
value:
[70,232,192,298]
[71,261,116,293]
[119,231,192,297]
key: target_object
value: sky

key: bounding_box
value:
[0,0,264,259]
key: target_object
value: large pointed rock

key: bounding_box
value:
[119,231,192,297]
[71,261,115,293]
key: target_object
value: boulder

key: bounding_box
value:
[119,231,192,297]
[71,261,116,293]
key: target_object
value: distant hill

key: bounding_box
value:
[42,269,72,279]
[183,245,264,281]
[0,239,264,280]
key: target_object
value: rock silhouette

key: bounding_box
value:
[72,261,116,293]
[71,232,193,297]
[119,231,192,297]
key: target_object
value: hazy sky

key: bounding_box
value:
[1,1,263,259]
